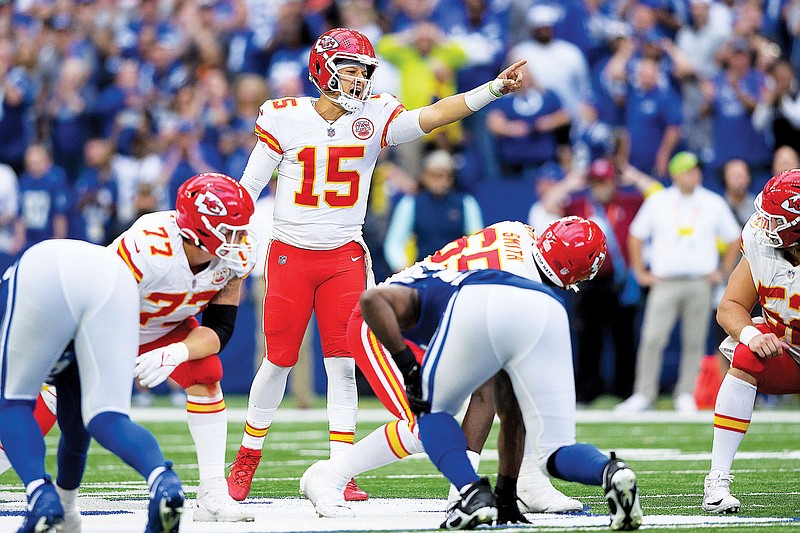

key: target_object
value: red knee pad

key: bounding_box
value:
[169,355,223,388]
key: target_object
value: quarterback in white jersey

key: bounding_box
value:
[20,174,257,524]
[228,25,527,503]
[299,218,604,519]
[704,169,800,515]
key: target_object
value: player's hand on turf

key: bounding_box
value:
[134,342,190,388]
[404,364,430,416]
[495,494,529,525]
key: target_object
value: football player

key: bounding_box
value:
[299,219,599,520]
[354,218,643,531]
[0,240,184,533]
[8,173,256,525]
[227,26,527,503]
[704,169,800,513]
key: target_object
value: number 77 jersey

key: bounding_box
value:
[252,94,405,250]
[111,211,252,345]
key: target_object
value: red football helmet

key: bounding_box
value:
[753,169,800,248]
[532,216,607,289]
[308,28,379,112]
[175,173,254,263]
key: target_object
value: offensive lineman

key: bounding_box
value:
[11,173,256,524]
[227,26,526,503]
[704,169,800,513]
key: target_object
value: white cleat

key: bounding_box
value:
[517,454,583,513]
[613,394,652,415]
[194,478,255,522]
[300,460,354,518]
[702,471,740,514]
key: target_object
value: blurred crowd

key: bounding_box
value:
[2,0,800,402]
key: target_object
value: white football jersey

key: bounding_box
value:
[742,216,800,360]
[253,93,405,250]
[385,221,542,284]
[111,211,253,345]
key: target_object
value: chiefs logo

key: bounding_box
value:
[352,118,374,140]
[315,35,338,52]
[194,191,228,217]
[782,194,800,214]
[212,268,230,284]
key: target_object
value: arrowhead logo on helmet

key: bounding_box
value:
[531,216,607,290]
[194,191,229,217]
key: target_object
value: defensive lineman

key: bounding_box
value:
[357,222,643,530]
[0,240,184,533]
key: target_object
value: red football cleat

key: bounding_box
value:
[343,478,368,501]
[227,446,262,501]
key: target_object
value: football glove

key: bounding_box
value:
[404,363,430,416]
[134,342,189,388]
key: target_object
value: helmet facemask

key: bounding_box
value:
[752,192,800,248]
[318,54,377,113]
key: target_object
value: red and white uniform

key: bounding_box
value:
[113,211,253,386]
[241,93,418,366]
[349,221,543,424]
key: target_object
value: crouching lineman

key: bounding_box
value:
[300,220,582,520]
[704,169,800,513]
[5,173,257,523]
[356,218,642,531]
[0,240,184,533]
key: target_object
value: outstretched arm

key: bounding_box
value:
[359,285,418,356]
[418,60,527,134]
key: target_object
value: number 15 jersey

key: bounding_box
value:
[245,94,406,250]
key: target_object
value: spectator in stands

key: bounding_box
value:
[527,160,570,233]
[158,119,223,206]
[0,37,36,175]
[753,60,800,157]
[0,162,23,274]
[383,150,483,272]
[615,152,741,414]
[772,145,800,175]
[446,0,510,183]
[720,159,754,227]
[47,57,96,182]
[17,144,70,251]
[486,64,571,180]
[675,0,732,155]
[619,56,683,178]
[509,4,594,122]
[73,138,119,245]
[94,60,146,139]
[700,37,772,182]
[377,21,467,176]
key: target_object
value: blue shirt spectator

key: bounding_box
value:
[18,145,70,249]
[625,58,682,178]
[0,42,36,175]
[72,139,119,245]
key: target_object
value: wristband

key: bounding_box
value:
[464,79,505,112]
[738,325,761,347]
[392,346,418,377]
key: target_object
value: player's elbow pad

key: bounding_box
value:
[202,304,238,352]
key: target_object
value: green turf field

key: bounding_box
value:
[2,397,800,532]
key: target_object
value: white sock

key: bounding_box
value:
[324,358,358,458]
[710,374,756,474]
[187,392,228,483]
[242,359,291,450]
[328,420,425,484]
[56,485,78,513]
[448,450,481,502]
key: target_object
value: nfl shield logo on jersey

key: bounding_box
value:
[278,255,287,265]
